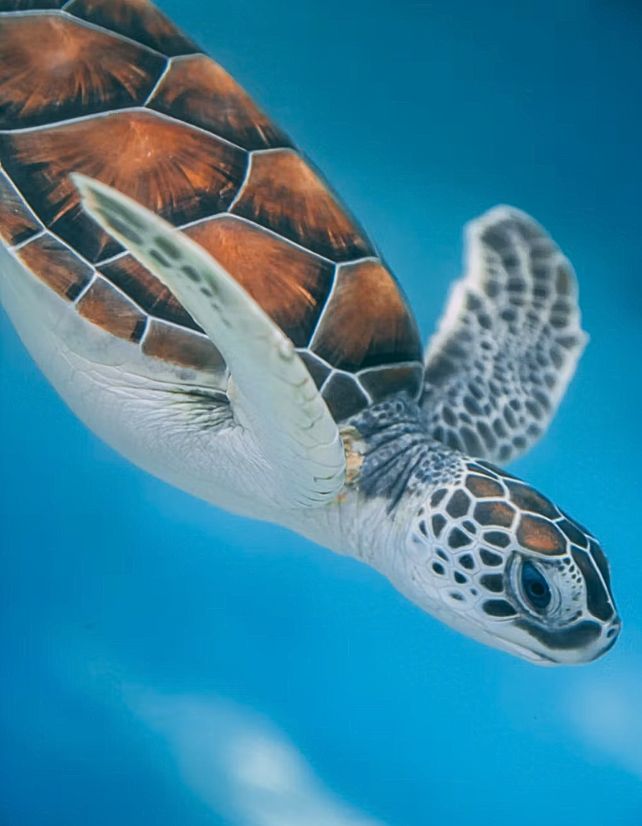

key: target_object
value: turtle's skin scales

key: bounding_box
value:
[0,0,423,421]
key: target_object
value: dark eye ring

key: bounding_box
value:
[520,560,551,611]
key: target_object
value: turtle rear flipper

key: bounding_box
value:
[422,207,587,463]
[74,174,346,508]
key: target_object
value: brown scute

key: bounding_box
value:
[184,216,334,347]
[588,539,612,590]
[466,462,501,479]
[321,372,369,422]
[0,111,248,262]
[18,232,93,300]
[142,320,224,373]
[473,501,516,528]
[483,531,511,549]
[0,14,165,130]
[506,480,559,518]
[465,474,505,499]
[358,363,423,402]
[150,55,291,151]
[0,169,41,246]
[77,276,147,341]
[65,0,200,56]
[298,351,331,388]
[558,517,589,549]
[446,490,471,519]
[100,253,201,332]
[0,1,64,8]
[312,260,422,372]
[516,514,567,556]
[231,149,374,261]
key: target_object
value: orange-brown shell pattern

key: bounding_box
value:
[0,0,423,421]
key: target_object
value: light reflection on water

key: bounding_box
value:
[130,689,385,826]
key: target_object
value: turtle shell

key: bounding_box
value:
[0,0,424,421]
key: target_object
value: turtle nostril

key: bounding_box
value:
[606,617,621,639]
[600,618,622,657]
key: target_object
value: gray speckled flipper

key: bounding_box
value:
[73,174,346,508]
[422,206,587,463]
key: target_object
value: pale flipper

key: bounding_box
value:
[422,207,587,463]
[73,174,345,508]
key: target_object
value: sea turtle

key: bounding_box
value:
[0,0,619,664]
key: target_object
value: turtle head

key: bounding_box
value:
[404,459,620,665]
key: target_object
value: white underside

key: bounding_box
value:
[0,244,291,523]
[2,241,387,567]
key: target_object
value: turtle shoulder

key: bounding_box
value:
[0,0,424,421]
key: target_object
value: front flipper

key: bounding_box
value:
[73,174,345,508]
[422,207,587,463]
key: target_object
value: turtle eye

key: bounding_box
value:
[520,560,551,611]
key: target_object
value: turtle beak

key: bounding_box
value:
[522,614,622,666]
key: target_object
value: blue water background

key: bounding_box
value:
[1,1,641,824]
